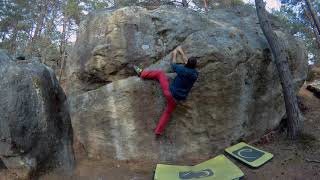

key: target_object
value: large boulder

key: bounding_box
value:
[66,6,308,162]
[0,51,74,179]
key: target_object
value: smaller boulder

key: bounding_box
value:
[307,80,320,98]
[306,65,320,82]
[0,50,74,179]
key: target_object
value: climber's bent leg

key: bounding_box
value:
[141,70,173,102]
[140,70,162,80]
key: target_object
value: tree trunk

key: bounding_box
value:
[305,0,320,36]
[255,0,303,139]
[42,7,58,64]
[1,33,5,42]
[58,15,70,83]
[27,1,48,56]
[59,50,66,83]
[31,19,43,44]
[182,0,188,7]
[304,7,320,48]
[60,16,68,56]
[9,23,18,54]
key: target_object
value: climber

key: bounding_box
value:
[134,46,198,138]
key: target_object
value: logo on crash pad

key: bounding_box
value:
[232,146,265,162]
[179,169,214,179]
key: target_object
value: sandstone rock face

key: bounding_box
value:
[0,51,74,179]
[66,6,308,162]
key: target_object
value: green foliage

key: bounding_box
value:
[274,1,320,64]
[1,0,317,70]
[64,0,82,24]
[91,2,110,10]
[209,0,244,7]
[230,0,245,6]
[115,0,138,7]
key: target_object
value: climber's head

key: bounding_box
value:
[185,57,197,69]
[16,56,26,60]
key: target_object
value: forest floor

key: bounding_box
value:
[240,85,320,180]
[1,85,319,180]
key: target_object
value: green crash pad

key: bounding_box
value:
[225,142,273,168]
[154,155,244,180]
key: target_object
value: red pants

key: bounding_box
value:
[141,70,177,135]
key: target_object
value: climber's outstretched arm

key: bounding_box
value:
[176,46,188,64]
[172,49,177,64]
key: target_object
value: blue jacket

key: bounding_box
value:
[170,64,198,101]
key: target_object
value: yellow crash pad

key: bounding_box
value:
[225,142,273,168]
[154,155,244,180]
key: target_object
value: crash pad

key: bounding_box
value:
[154,155,244,180]
[225,142,273,168]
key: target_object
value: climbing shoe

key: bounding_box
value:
[133,65,143,76]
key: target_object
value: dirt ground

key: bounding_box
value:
[239,86,320,180]
[1,85,320,180]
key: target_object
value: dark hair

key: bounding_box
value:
[185,57,197,69]
[16,56,26,60]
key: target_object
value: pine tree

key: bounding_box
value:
[255,0,303,139]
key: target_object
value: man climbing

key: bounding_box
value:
[134,46,198,138]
